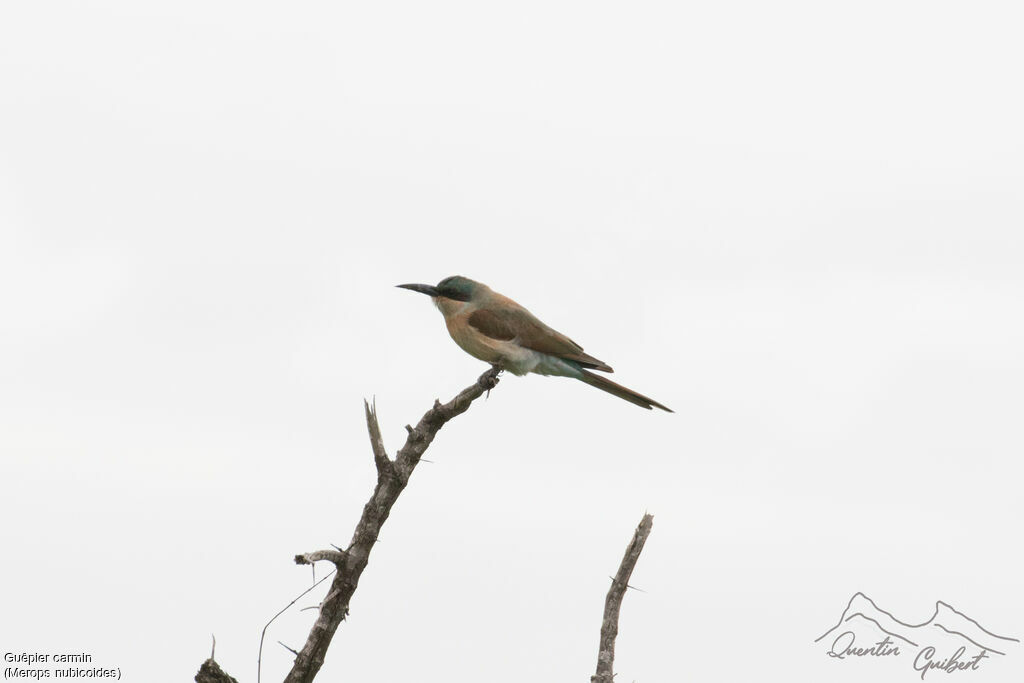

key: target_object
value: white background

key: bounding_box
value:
[1,2,1022,682]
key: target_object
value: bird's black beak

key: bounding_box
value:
[396,283,441,297]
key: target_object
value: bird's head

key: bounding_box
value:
[397,275,482,302]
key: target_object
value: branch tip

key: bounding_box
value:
[592,514,654,683]
[294,549,347,566]
[364,398,392,476]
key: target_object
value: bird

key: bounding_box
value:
[397,276,672,412]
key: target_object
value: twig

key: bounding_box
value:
[281,366,502,683]
[591,513,654,683]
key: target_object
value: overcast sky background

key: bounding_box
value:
[1,2,1022,682]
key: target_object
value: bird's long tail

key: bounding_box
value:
[578,370,673,412]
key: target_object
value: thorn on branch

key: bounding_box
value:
[606,577,645,592]
[278,641,299,656]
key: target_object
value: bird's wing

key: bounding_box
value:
[467,306,613,372]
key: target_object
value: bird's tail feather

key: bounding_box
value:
[578,370,673,412]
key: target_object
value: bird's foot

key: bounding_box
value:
[480,364,503,396]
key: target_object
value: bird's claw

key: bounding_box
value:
[481,365,503,397]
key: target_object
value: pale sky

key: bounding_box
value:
[1,2,1022,682]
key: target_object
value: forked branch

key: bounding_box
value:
[282,366,502,683]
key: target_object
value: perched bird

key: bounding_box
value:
[397,276,671,412]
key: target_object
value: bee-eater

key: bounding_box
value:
[397,276,672,412]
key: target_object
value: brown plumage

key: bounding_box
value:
[466,306,614,372]
[398,276,672,412]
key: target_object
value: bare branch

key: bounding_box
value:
[281,365,502,683]
[592,513,654,683]
[294,550,347,566]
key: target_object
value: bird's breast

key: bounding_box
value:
[436,305,535,375]
[444,310,504,363]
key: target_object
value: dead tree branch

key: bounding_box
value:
[194,366,501,683]
[281,365,502,683]
[592,513,654,683]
